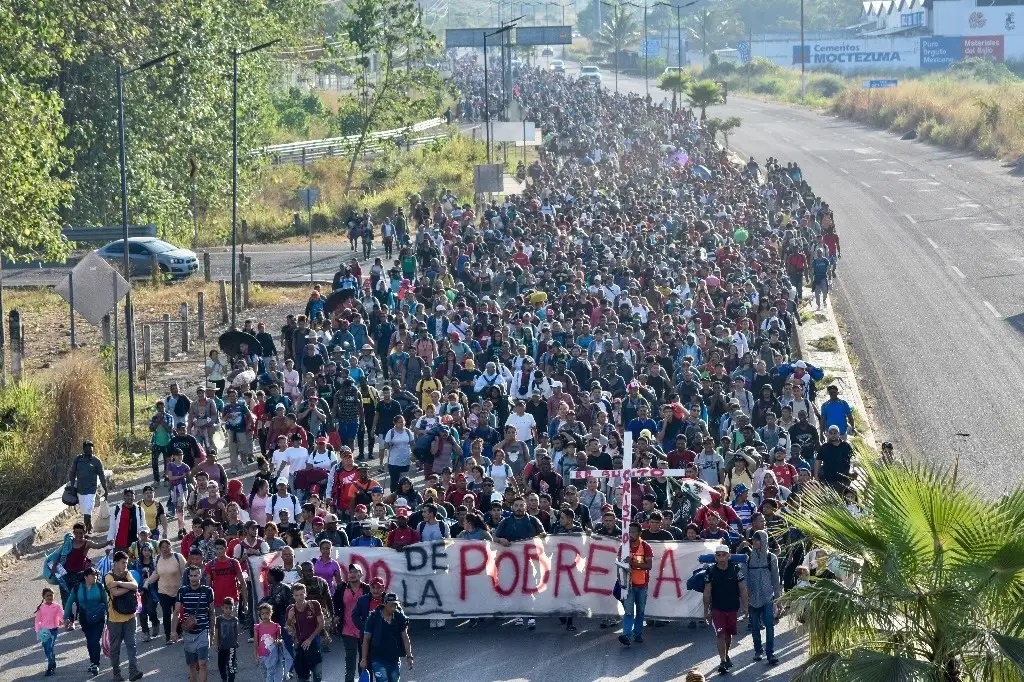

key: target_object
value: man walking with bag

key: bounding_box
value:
[746,530,782,665]
[67,440,108,534]
[105,551,145,681]
[617,521,653,647]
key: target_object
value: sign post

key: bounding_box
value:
[863,78,898,89]
[297,187,320,283]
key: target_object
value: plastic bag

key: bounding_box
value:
[101,625,111,659]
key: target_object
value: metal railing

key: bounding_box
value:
[255,118,446,166]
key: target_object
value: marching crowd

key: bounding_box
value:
[39,60,859,681]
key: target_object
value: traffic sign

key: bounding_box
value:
[864,79,898,89]
[641,38,661,57]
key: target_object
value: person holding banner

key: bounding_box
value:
[618,521,653,647]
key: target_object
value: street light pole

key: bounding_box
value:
[484,21,519,164]
[800,0,806,100]
[116,49,177,433]
[231,38,280,330]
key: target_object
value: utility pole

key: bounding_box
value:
[800,0,806,100]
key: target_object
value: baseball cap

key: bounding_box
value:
[732,483,749,494]
[355,504,368,513]
[383,593,400,604]
[394,497,410,509]
[370,577,386,587]
[714,545,730,554]
[370,486,384,494]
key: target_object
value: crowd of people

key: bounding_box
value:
[41,59,858,681]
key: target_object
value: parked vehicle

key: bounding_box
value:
[95,237,199,279]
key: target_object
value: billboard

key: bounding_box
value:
[920,35,1004,70]
[933,4,1022,37]
[920,36,963,70]
[445,28,500,48]
[962,35,1005,60]
[792,41,906,67]
[515,25,573,46]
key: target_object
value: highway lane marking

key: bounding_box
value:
[883,196,893,203]
[906,214,917,224]
[800,145,810,152]
[782,137,791,143]
[880,170,905,175]
[984,301,1002,318]
[840,168,850,174]
[950,265,966,279]
[860,180,871,188]
[816,155,828,162]
[927,238,939,249]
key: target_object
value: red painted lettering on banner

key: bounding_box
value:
[349,555,392,588]
[521,541,550,595]
[458,544,489,601]
[653,548,683,600]
[553,542,582,598]
[492,550,520,596]
[582,543,616,596]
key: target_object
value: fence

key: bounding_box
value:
[254,117,446,167]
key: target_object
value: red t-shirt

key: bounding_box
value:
[771,463,798,489]
[203,557,242,607]
[822,233,840,257]
[666,448,697,469]
[386,527,420,549]
[694,503,740,530]
[787,253,806,272]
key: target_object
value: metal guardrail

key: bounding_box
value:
[62,225,158,243]
[255,118,445,166]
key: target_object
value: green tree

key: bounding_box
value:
[786,462,1024,681]
[0,1,73,261]
[658,72,692,111]
[718,116,741,147]
[336,0,448,193]
[687,79,723,120]
[591,4,641,70]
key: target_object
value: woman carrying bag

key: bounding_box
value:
[63,567,107,676]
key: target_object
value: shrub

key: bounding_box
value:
[0,354,115,527]
[752,77,785,95]
[807,73,846,99]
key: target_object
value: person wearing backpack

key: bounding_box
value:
[746,530,782,666]
[105,551,145,681]
[145,539,187,645]
[63,567,106,676]
[359,593,413,682]
[703,544,749,675]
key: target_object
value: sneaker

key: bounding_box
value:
[513,617,524,627]
[753,653,764,662]
[617,634,632,646]
[142,633,152,642]
[718,662,730,675]
[633,634,644,644]
[129,672,144,682]
[566,624,577,632]
[527,618,536,630]
[248,636,254,643]
[44,670,54,678]
[768,656,780,666]
[88,665,99,676]
[725,656,734,669]
[599,618,610,629]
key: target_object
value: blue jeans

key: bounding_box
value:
[371,660,402,682]
[621,586,648,639]
[749,603,776,656]
[40,628,58,669]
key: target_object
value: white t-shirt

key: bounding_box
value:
[271,449,291,477]
[486,463,513,493]
[306,449,335,470]
[285,447,309,475]
[504,412,536,442]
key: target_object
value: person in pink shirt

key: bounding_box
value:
[337,564,370,682]
[254,603,284,682]
[35,587,64,676]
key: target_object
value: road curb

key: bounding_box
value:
[796,293,879,453]
[0,471,111,574]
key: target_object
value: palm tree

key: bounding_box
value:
[784,461,1024,682]
[686,79,723,120]
[658,72,691,112]
[590,4,641,71]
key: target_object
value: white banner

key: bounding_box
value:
[248,537,719,619]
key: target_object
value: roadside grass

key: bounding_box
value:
[810,335,839,353]
[702,57,1024,159]
[0,354,114,527]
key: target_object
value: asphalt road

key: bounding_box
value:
[584,65,1024,486]
[4,242,383,288]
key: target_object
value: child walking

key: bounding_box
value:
[214,597,240,682]
[254,603,284,682]
[34,587,64,676]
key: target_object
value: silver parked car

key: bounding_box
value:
[95,237,199,279]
